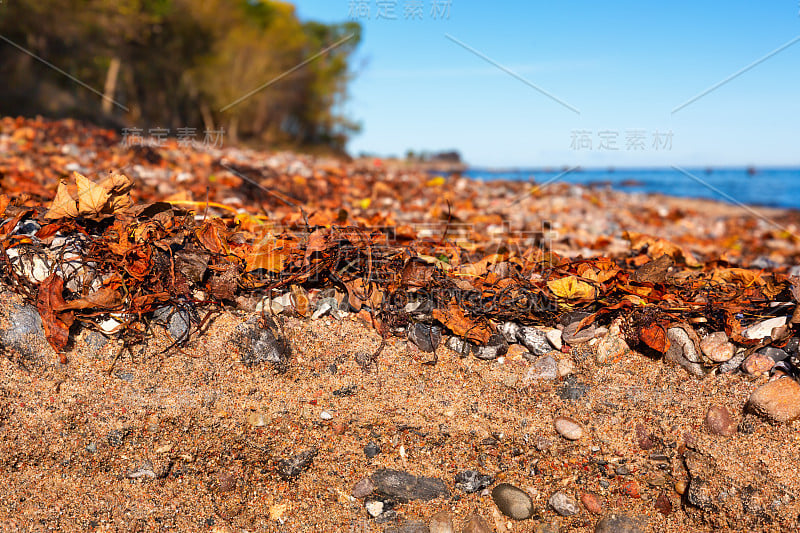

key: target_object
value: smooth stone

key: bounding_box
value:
[595,334,629,366]
[352,477,376,498]
[594,512,646,533]
[557,357,575,377]
[554,416,583,440]
[370,469,449,501]
[524,354,558,382]
[699,331,735,363]
[366,500,384,517]
[705,405,737,436]
[461,514,492,533]
[454,470,494,493]
[546,329,563,349]
[428,510,454,533]
[742,353,775,375]
[517,326,552,356]
[581,492,603,514]
[549,491,579,516]
[562,319,596,344]
[758,346,790,362]
[153,305,192,341]
[445,336,472,357]
[747,378,800,422]
[491,483,534,520]
[741,316,787,340]
[664,327,704,376]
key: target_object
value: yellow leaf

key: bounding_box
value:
[359,198,372,209]
[426,176,445,186]
[45,171,132,221]
[547,276,596,299]
[45,179,79,219]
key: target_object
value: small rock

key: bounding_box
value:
[107,428,131,447]
[428,510,454,533]
[461,514,492,533]
[549,491,579,516]
[500,322,521,344]
[546,329,563,349]
[619,481,640,498]
[594,512,645,533]
[233,316,290,368]
[408,323,442,353]
[742,353,775,375]
[635,423,655,450]
[615,465,631,476]
[353,477,377,498]
[562,318,596,344]
[246,412,269,427]
[0,305,45,356]
[364,442,381,459]
[153,305,192,341]
[758,346,789,362]
[595,333,629,366]
[674,481,687,495]
[472,333,508,360]
[557,357,575,377]
[699,331,735,363]
[554,416,583,440]
[705,405,737,436]
[581,492,603,514]
[366,500,385,518]
[718,350,747,373]
[320,410,333,420]
[491,483,534,520]
[654,491,672,515]
[645,473,667,487]
[370,469,449,501]
[517,327,552,356]
[277,448,318,479]
[747,377,800,423]
[665,327,704,376]
[741,316,787,340]
[454,470,494,493]
[445,336,472,357]
[524,354,558,381]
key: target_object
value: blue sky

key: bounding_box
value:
[295,1,800,167]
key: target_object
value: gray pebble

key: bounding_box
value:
[718,351,748,374]
[562,320,596,344]
[153,305,192,341]
[370,469,449,501]
[758,346,789,362]
[428,510,454,533]
[491,483,534,520]
[454,470,494,493]
[549,491,579,516]
[472,334,508,360]
[594,513,645,533]
[525,355,558,382]
[364,442,381,459]
[517,326,552,356]
[665,327,704,376]
[233,316,290,367]
[408,323,442,352]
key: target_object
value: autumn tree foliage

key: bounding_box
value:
[0,0,362,152]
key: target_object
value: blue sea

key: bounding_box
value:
[465,167,800,210]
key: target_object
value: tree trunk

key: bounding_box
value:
[102,57,121,114]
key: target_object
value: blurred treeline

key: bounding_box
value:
[0,0,362,151]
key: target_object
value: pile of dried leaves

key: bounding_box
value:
[1,117,800,376]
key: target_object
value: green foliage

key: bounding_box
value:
[0,0,362,152]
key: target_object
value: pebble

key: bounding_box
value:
[546,329,563,349]
[562,319,596,344]
[352,477,376,498]
[0,304,45,353]
[742,353,775,375]
[645,473,668,487]
[364,442,381,459]
[454,470,494,493]
[320,410,333,420]
[500,322,522,344]
[369,469,449,501]
[366,500,384,518]
[524,354,558,382]
[664,327,704,376]
[408,323,442,352]
[747,377,800,422]
[595,333,629,366]
[741,316,787,340]
[699,331,735,363]
[517,326,552,356]
[276,448,318,479]
[654,491,672,515]
[472,334,508,360]
[153,305,192,341]
[233,316,290,367]
[554,416,583,440]
[491,483,534,520]
[548,491,579,516]
[674,481,687,495]
[619,481,640,498]
[445,336,472,357]
[718,350,747,373]
[705,405,737,436]
[635,424,655,450]
[461,514,492,533]
[428,510,454,533]
[581,492,603,514]
[594,512,645,533]
[758,346,790,362]
[557,357,575,377]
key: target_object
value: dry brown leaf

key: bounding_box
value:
[45,171,132,221]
